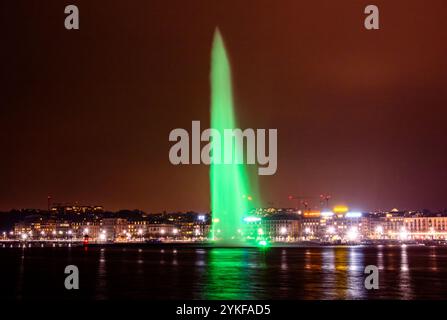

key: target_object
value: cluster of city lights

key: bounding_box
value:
[8,229,76,240]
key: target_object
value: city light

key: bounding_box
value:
[243,216,261,223]
[258,240,268,246]
[303,211,321,218]
[399,227,409,240]
[160,229,165,235]
[280,227,287,235]
[21,233,28,240]
[305,227,311,234]
[345,212,362,218]
[375,225,384,234]
[99,231,107,241]
[333,205,349,213]
[321,211,334,218]
[347,227,359,241]
[83,228,89,235]
[258,228,264,235]
[327,226,336,234]
[173,228,178,235]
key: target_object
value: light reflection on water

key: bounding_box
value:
[1,245,447,300]
[96,248,107,300]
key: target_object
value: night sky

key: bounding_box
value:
[1,0,446,212]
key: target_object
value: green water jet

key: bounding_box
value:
[209,29,264,246]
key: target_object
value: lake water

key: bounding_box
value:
[1,244,446,300]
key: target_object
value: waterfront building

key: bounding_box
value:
[263,214,301,241]
[76,221,101,240]
[146,223,177,239]
[101,218,129,241]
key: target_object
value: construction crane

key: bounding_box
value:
[287,195,318,212]
[288,194,332,212]
[319,194,332,209]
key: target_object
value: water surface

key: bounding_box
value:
[0,245,445,300]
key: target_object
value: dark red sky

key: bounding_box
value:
[1,0,446,212]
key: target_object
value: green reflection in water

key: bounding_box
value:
[203,248,266,299]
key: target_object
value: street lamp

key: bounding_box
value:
[137,229,144,241]
[429,227,436,240]
[99,230,107,242]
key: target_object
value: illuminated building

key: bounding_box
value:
[262,214,301,241]
[146,224,176,239]
[384,213,447,240]
[101,218,129,241]
[127,219,148,238]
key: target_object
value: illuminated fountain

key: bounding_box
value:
[209,29,266,247]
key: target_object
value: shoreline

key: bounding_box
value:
[1,240,446,248]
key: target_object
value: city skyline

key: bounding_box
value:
[4,205,447,244]
[2,0,447,212]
